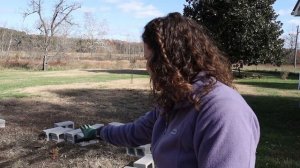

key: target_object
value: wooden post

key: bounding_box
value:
[298,72,300,90]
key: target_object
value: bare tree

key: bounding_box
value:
[83,12,107,57]
[285,33,296,50]
[24,0,80,70]
[0,30,6,55]
[6,32,13,53]
[284,33,298,64]
[54,23,72,57]
[0,23,7,58]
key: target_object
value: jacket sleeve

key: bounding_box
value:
[193,98,260,168]
[99,107,159,147]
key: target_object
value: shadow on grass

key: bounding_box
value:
[243,94,300,168]
[0,88,152,167]
[1,87,299,167]
[237,81,298,90]
[243,70,299,80]
[84,69,149,75]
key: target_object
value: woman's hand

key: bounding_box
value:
[80,124,97,140]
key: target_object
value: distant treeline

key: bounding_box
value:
[0,27,144,60]
[0,27,298,67]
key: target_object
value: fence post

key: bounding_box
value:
[298,72,300,90]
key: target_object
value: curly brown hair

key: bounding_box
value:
[142,12,233,116]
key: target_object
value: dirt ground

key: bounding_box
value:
[0,73,274,168]
[0,78,152,168]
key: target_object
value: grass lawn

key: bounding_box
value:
[236,70,300,168]
[0,69,299,167]
[0,69,148,99]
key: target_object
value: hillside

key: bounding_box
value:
[0,27,143,58]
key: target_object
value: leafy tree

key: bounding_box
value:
[184,0,285,66]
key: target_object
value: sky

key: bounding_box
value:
[0,0,299,42]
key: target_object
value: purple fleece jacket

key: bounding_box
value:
[100,76,260,168]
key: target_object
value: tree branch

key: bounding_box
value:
[52,3,81,35]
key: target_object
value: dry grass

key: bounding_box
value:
[0,78,151,168]
[235,83,300,98]
[0,57,147,70]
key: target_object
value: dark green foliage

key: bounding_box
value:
[184,0,285,66]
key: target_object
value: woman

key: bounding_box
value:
[81,12,260,168]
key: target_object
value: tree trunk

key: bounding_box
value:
[7,32,13,53]
[43,55,48,71]
[43,45,49,71]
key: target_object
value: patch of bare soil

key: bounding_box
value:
[235,83,260,96]
[0,78,152,168]
[41,70,110,77]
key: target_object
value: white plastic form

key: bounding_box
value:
[76,132,99,146]
[108,122,124,126]
[43,127,73,142]
[126,144,151,158]
[54,121,74,129]
[0,119,5,128]
[133,154,155,168]
[64,128,82,143]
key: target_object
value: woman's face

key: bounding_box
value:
[144,43,152,73]
[144,43,152,60]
